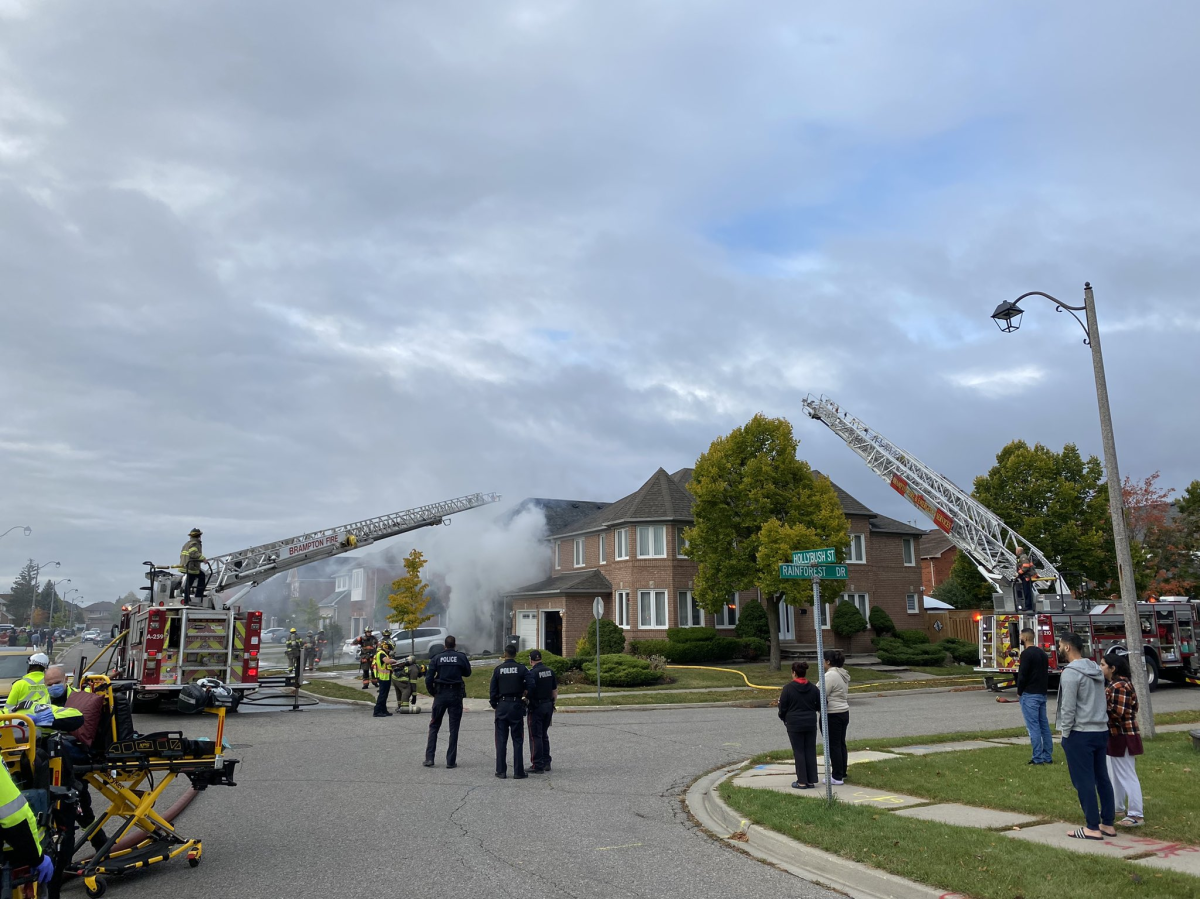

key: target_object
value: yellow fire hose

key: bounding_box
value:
[81,629,130,678]
[664,664,780,690]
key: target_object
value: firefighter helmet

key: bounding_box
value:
[189,527,202,537]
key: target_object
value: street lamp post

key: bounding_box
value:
[28,561,62,631]
[50,585,78,632]
[1,526,32,540]
[991,282,1154,737]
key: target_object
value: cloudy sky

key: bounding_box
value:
[3,1,1198,606]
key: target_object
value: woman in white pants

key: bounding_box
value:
[1101,650,1144,827]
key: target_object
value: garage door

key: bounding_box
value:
[516,611,537,651]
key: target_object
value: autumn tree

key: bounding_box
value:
[291,597,322,631]
[972,441,1113,592]
[686,415,849,671]
[1120,472,1176,596]
[388,549,435,658]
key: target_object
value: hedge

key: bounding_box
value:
[515,649,569,678]
[895,629,931,645]
[938,637,980,665]
[666,627,718,643]
[627,639,671,658]
[581,654,661,687]
[875,637,949,666]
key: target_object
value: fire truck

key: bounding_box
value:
[109,492,499,708]
[800,395,1198,692]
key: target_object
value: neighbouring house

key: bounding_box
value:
[506,468,928,657]
[0,594,11,625]
[83,601,119,632]
[920,529,958,594]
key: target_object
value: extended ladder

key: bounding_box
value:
[801,395,1069,597]
[205,492,500,600]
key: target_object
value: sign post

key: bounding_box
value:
[811,576,832,805]
[593,597,604,701]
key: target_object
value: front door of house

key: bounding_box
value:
[779,603,795,641]
[541,610,563,656]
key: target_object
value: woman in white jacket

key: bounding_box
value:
[821,649,851,784]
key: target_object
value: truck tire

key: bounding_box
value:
[1145,652,1161,692]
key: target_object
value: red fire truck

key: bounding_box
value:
[977,600,1200,691]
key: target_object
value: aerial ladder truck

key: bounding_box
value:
[801,396,1199,691]
[108,492,500,708]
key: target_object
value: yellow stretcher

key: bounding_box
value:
[66,676,239,898]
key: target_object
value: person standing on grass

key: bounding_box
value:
[1017,627,1053,765]
[778,660,821,790]
[1055,631,1116,840]
[1101,649,1144,828]
[820,649,850,785]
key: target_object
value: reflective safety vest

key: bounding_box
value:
[374,649,392,682]
[0,762,42,856]
[4,672,49,711]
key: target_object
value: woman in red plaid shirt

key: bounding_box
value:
[1101,649,1144,827]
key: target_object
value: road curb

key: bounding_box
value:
[685,763,947,899]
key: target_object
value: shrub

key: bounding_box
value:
[931,580,972,610]
[710,636,741,661]
[734,599,771,642]
[662,641,717,664]
[577,618,627,656]
[938,637,980,665]
[627,639,671,658]
[868,605,896,637]
[581,654,661,687]
[875,637,948,667]
[514,649,569,678]
[666,627,717,643]
[737,637,768,660]
[831,601,868,638]
[895,629,930,645]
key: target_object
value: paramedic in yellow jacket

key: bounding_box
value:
[0,762,55,885]
[372,638,400,718]
[3,653,50,711]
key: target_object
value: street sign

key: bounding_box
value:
[592,596,604,620]
[779,563,850,580]
[792,547,837,565]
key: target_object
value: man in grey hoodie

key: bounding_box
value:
[1055,632,1116,840]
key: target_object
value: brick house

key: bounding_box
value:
[507,468,927,656]
[920,529,957,594]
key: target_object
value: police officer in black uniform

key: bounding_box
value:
[424,635,471,768]
[524,649,558,773]
[489,644,528,779]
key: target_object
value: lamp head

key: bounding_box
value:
[990,300,1024,333]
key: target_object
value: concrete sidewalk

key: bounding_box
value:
[729,723,1200,877]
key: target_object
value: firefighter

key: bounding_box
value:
[354,629,379,689]
[490,644,528,779]
[3,652,51,711]
[424,635,471,768]
[395,655,422,712]
[180,527,207,604]
[525,649,558,773]
[284,628,303,672]
[1015,545,1037,612]
[303,630,317,671]
[314,629,328,667]
[372,637,400,718]
[0,762,55,886]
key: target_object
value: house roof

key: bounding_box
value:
[84,601,117,613]
[920,530,957,558]
[550,469,696,537]
[811,471,875,517]
[318,590,350,609]
[868,515,927,536]
[506,569,613,598]
[503,497,612,535]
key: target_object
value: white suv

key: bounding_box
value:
[387,627,457,659]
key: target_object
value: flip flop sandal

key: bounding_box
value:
[1068,827,1104,840]
[1118,817,1143,827]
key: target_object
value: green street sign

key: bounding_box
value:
[792,547,837,565]
[779,563,849,580]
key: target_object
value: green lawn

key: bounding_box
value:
[719,781,1200,899]
[557,688,770,707]
[848,731,1199,845]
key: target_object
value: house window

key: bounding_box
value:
[902,537,915,566]
[615,528,629,560]
[352,569,363,589]
[821,604,834,630]
[713,595,739,628]
[677,591,703,627]
[574,538,585,568]
[676,528,689,557]
[637,525,666,558]
[599,534,606,564]
[906,593,920,614]
[335,575,349,591]
[615,590,630,628]
[555,541,561,569]
[841,592,870,620]
[848,534,866,564]
[638,590,668,628]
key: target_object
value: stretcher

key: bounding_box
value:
[65,676,239,898]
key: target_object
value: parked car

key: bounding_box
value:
[262,627,288,644]
[0,648,32,699]
[387,627,456,659]
[81,629,102,644]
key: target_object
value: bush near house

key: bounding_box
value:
[895,629,930,645]
[734,599,771,642]
[737,637,767,660]
[515,649,569,678]
[581,654,661,687]
[666,627,718,643]
[876,637,950,667]
[938,637,981,665]
[868,605,896,637]
[627,639,671,658]
[627,632,766,664]
[576,619,627,657]
[831,601,869,638]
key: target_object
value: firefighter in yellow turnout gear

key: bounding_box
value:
[372,638,400,718]
[180,527,207,605]
[0,761,55,886]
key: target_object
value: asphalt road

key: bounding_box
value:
[59,675,1200,899]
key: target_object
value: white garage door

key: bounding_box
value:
[516,611,538,651]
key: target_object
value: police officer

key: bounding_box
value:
[525,649,558,773]
[489,644,528,780]
[424,635,471,768]
[4,652,51,711]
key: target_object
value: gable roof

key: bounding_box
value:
[811,471,875,517]
[506,569,613,598]
[920,530,957,558]
[550,469,695,538]
[869,515,927,536]
[503,497,611,535]
[318,589,350,609]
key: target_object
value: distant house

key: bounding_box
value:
[83,601,119,631]
[920,530,958,594]
[0,593,11,625]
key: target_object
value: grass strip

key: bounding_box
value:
[718,781,1197,899]
[557,689,769,707]
[848,732,1199,846]
[850,676,979,693]
[297,680,373,702]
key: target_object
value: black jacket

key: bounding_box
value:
[425,650,472,696]
[777,680,821,731]
[1016,645,1049,696]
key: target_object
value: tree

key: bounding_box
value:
[687,414,849,671]
[387,549,435,658]
[292,597,321,632]
[7,560,38,627]
[1121,472,1177,596]
[930,579,973,610]
[948,552,994,608]
[972,441,1113,592]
